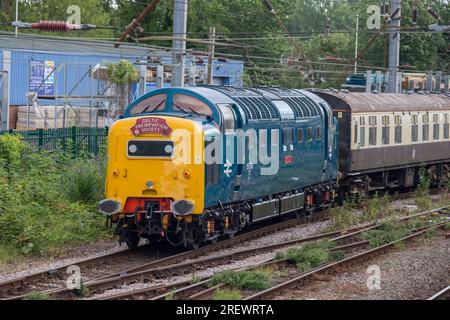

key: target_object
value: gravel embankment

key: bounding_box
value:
[276,236,450,300]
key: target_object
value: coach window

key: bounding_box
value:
[444,114,449,140]
[369,116,377,146]
[395,115,402,144]
[411,114,419,142]
[354,120,358,145]
[382,115,390,145]
[360,116,366,147]
[422,114,430,142]
[297,128,304,143]
[433,114,440,140]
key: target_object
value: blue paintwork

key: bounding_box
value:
[123,86,339,210]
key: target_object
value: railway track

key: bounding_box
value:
[428,285,450,300]
[1,211,329,300]
[90,207,450,300]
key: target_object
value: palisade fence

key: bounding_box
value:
[0,127,109,156]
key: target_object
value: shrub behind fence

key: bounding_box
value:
[0,127,109,156]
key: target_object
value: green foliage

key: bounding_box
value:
[210,269,272,291]
[107,60,139,85]
[213,289,242,301]
[23,291,50,300]
[416,167,432,210]
[76,280,90,298]
[361,193,391,221]
[328,201,359,231]
[275,241,343,272]
[359,222,410,248]
[0,134,108,259]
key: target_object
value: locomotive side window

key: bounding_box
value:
[307,127,313,142]
[297,128,304,143]
[433,114,440,140]
[205,139,220,185]
[422,114,430,142]
[129,94,167,115]
[395,115,402,144]
[283,128,294,146]
[316,127,321,140]
[382,116,390,145]
[173,94,213,117]
[369,116,377,146]
[444,114,449,140]
[411,114,419,142]
[217,104,236,133]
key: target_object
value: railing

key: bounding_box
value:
[0,127,109,156]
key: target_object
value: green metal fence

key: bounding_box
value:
[0,127,109,155]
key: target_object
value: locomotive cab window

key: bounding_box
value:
[173,94,213,117]
[129,94,167,115]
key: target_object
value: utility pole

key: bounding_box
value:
[354,15,359,74]
[207,26,216,85]
[172,0,188,87]
[15,0,19,36]
[388,0,401,93]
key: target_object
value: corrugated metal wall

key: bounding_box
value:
[1,49,243,106]
[8,50,128,105]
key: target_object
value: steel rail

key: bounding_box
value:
[428,285,450,300]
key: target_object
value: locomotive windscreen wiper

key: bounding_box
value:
[141,99,166,114]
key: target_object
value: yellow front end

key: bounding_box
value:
[104,115,205,216]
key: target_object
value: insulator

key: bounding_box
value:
[262,0,275,13]
[412,8,418,24]
[427,7,441,20]
[31,21,70,32]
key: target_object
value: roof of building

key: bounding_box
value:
[313,90,450,113]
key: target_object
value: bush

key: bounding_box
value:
[213,289,242,300]
[359,222,410,248]
[210,269,272,291]
[275,241,343,272]
[0,134,108,259]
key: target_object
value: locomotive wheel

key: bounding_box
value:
[184,228,202,250]
[125,232,140,250]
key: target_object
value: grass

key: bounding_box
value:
[23,291,50,300]
[415,167,432,210]
[275,241,344,272]
[213,289,242,300]
[209,269,272,291]
[0,134,109,263]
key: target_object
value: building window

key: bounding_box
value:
[411,114,419,142]
[297,128,304,143]
[423,114,430,142]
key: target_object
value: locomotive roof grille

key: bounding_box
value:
[234,97,280,121]
[283,96,321,118]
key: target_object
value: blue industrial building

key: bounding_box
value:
[0,33,244,129]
